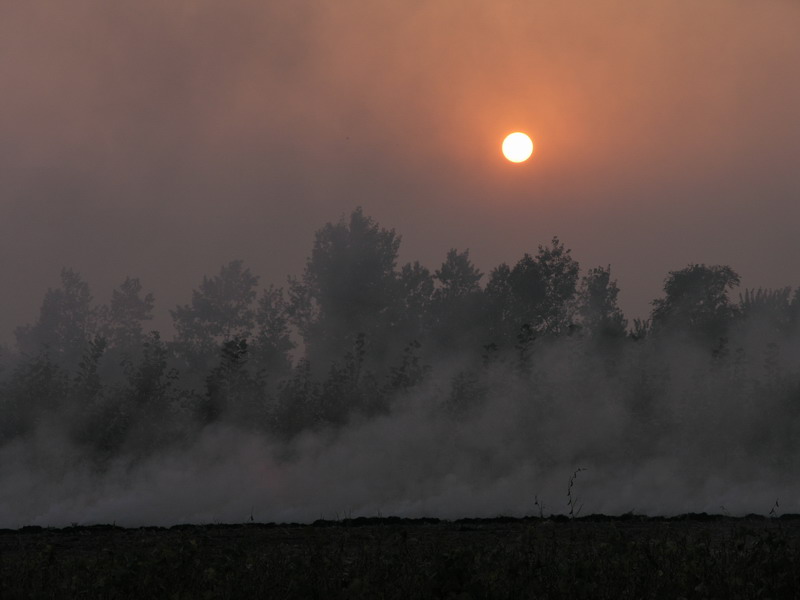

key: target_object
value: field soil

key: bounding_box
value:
[2,515,800,599]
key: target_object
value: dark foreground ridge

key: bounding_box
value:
[3,514,800,599]
[8,512,800,534]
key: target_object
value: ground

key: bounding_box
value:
[2,515,799,598]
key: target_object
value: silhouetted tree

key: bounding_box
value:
[320,334,386,422]
[99,277,155,354]
[486,259,539,346]
[316,334,367,426]
[486,237,579,347]
[534,237,580,334]
[122,331,189,457]
[577,266,627,340]
[388,339,430,393]
[251,285,294,381]
[171,260,258,371]
[15,269,97,369]
[433,249,483,301]
[123,332,178,415]
[68,336,113,459]
[515,322,536,375]
[739,287,794,336]
[70,336,107,407]
[288,208,402,367]
[271,359,319,437]
[397,261,435,343]
[428,249,485,353]
[204,338,265,426]
[78,331,186,464]
[651,264,740,343]
[0,355,69,441]
[629,318,651,341]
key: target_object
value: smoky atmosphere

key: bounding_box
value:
[1,1,800,528]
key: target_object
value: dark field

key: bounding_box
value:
[2,515,800,599]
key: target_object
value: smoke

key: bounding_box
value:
[2,324,799,528]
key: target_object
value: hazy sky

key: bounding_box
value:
[2,0,799,341]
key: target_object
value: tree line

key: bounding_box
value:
[2,207,799,467]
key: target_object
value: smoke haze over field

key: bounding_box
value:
[4,329,800,528]
[2,231,800,527]
[1,0,800,341]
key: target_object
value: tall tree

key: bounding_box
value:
[577,266,627,340]
[99,277,155,353]
[428,249,485,352]
[485,237,579,346]
[397,261,435,343]
[288,207,402,366]
[203,338,265,426]
[486,256,542,346]
[251,285,295,380]
[433,249,483,302]
[171,260,259,370]
[15,268,97,368]
[651,264,740,342]
[535,237,580,334]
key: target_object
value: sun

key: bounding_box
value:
[502,132,534,163]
